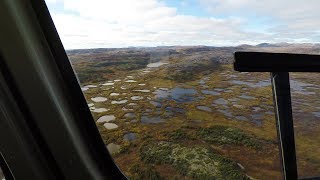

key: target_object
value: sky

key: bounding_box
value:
[45,0,320,49]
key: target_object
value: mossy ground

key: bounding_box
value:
[70,50,320,179]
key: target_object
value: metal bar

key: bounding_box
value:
[271,72,297,180]
[234,52,320,72]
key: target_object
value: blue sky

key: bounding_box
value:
[45,0,320,49]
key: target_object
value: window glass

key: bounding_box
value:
[45,0,320,179]
[291,73,320,178]
[0,166,5,180]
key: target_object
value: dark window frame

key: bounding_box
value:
[234,51,320,180]
[0,0,125,179]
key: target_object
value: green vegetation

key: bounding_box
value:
[166,71,196,82]
[168,129,189,141]
[140,142,249,179]
[197,126,261,149]
[130,164,163,180]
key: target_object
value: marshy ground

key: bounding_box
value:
[69,46,320,179]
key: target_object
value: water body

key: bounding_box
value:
[165,107,186,114]
[141,116,164,124]
[107,143,120,154]
[81,87,89,91]
[84,85,98,88]
[251,114,263,120]
[124,113,135,118]
[133,90,151,93]
[290,80,317,95]
[110,93,120,96]
[150,101,162,108]
[213,98,228,105]
[103,123,118,129]
[91,97,108,102]
[147,62,168,68]
[235,116,248,121]
[154,87,197,103]
[252,107,262,112]
[201,90,221,96]
[197,106,212,112]
[128,103,137,106]
[102,82,114,86]
[123,133,137,142]
[125,80,137,83]
[111,100,128,104]
[239,95,255,100]
[122,107,133,111]
[217,109,233,118]
[230,80,270,88]
[131,96,143,100]
[228,98,240,102]
[97,115,115,123]
[214,88,225,92]
[312,112,320,118]
[92,108,109,113]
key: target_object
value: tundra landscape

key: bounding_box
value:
[68,43,320,179]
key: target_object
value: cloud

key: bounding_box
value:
[45,0,319,49]
[199,0,320,41]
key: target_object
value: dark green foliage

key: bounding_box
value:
[169,129,189,141]
[76,68,114,83]
[140,142,248,179]
[197,125,261,149]
[140,142,173,164]
[130,164,163,180]
[172,159,189,175]
[166,71,196,82]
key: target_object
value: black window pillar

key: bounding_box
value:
[234,52,320,179]
[271,72,297,179]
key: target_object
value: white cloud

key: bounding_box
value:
[46,0,320,49]
[199,0,320,40]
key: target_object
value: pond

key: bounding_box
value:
[125,80,137,83]
[97,115,116,123]
[239,95,255,100]
[213,98,228,105]
[110,93,120,96]
[84,85,98,88]
[197,106,212,112]
[107,143,120,154]
[91,97,108,102]
[141,115,164,124]
[81,87,89,91]
[124,113,135,118]
[154,87,197,103]
[147,62,168,68]
[111,100,128,104]
[290,80,317,95]
[123,133,137,142]
[201,90,221,96]
[103,123,118,129]
[102,82,115,86]
[91,108,109,113]
[230,80,270,88]
[131,96,144,100]
[133,90,150,93]
[150,101,162,108]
